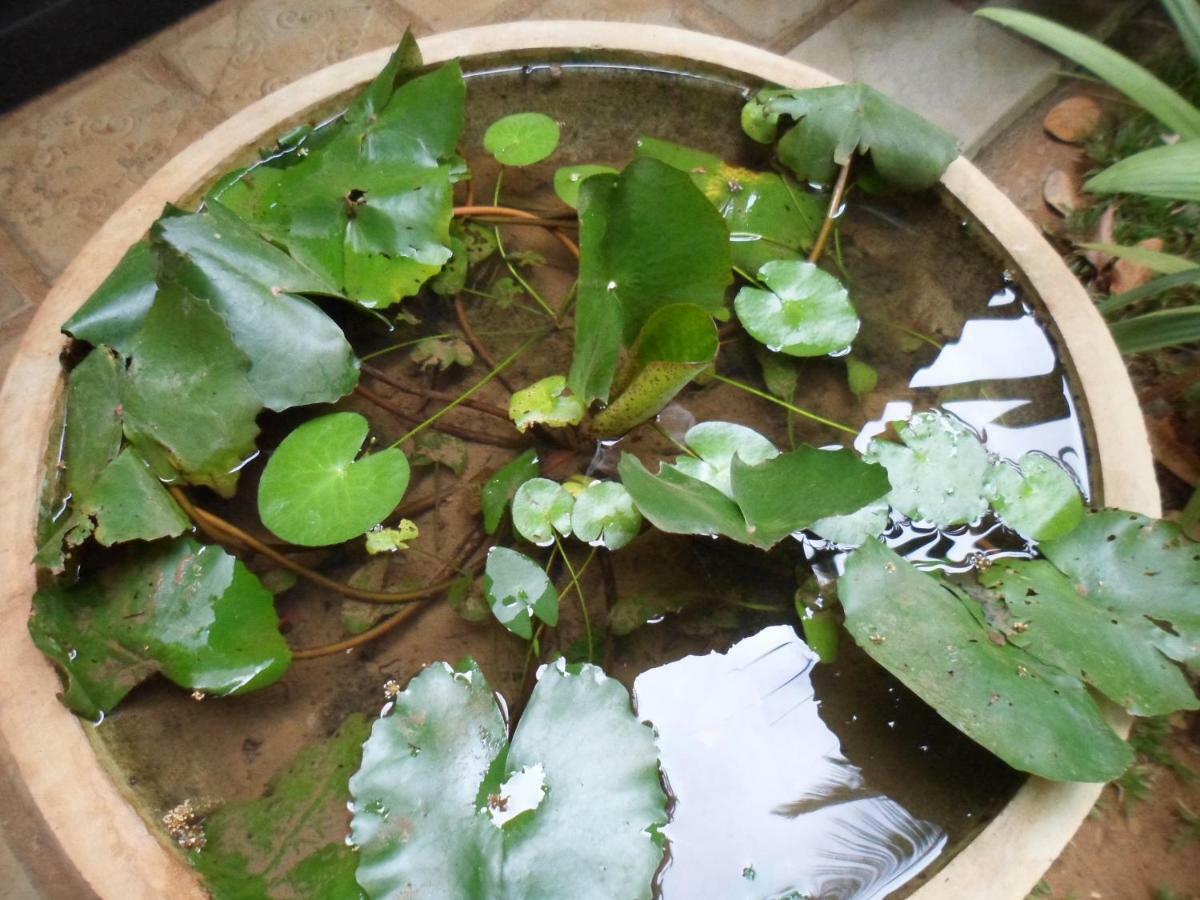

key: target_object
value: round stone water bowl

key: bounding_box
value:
[0,21,1159,900]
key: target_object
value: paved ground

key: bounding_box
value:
[5,1,1184,898]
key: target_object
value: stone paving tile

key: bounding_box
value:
[787,0,1058,154]
[699,0,855,51]
[156,0,414,117]
[395,0,534,33]
[0,59,224,282]
[520,0,742,36]
[0,226,49,326]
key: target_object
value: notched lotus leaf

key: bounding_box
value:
[81,448,190,546]
[258,412,410,547]
[509,375,585,433]
[484,112,561,166]
[571,480,643,550]
[985,452,1084,542]
[734,260,859,357]
[483,546,559,638]
[512,477,575,547]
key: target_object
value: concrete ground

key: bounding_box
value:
[3,1,1192,898]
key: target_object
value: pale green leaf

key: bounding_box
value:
[734,260,859,356]
[511,477,575,547]
[986,452,1084,542]
[1085,142,1200,202]
[483,546,559,639]
[570,481,643,550]
[509,375,585,432]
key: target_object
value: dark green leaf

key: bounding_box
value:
[840,541,1132,782]
[481,449,540,534]
[508,375,585,433]
[345,31,423,125]
[978,560,1197,717]
[730,446,890,547]
[553,164,619,208]
[81,448,189,545]
[191,714,370,900]
[483,112,561,166]
[64,347,123,497]
[121,283,261,498]
[511,478,574,547]
[986,452,1083,542]
[1040,510,1200,670]
[63,240,157,354]
[618,453,758,546]
[670,421,779,498]
[155,202,358,411]
[734,259,859,356]
[744,83,958,190]
[29,537,291,720]
[571,481,643,550]
[1163,0,1200,68]
[1109,306,1200,354]
[483,547,558,638]
[258,412,410,547]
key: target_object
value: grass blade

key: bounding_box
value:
[1080,242,1199,274]
[1162,0,1200,69]
[1109,306,1200,353]
[1098,268,1200,315]
[977,8,1200,139]
[1085,142,1200,202]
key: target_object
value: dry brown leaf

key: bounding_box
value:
[1084,204,1119,270]
[1044,96,1104,144]
[1044,169,1082,216]
[1145,415,1200,487]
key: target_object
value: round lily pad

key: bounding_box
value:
[571,481,643,550]
[258,412,410,546]
[986,452,1084,542]
[734,260,859,357]
[484,112,561,166]
[512,478,575,547]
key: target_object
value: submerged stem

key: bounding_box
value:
[710,372,858,436]
[556,539,597,663]
[809,157,853,265]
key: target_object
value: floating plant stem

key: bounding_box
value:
[556,538,598,662]
[709,372,858,435]
[361,333,453,362]
[453,204,581,258]
[809,157,853,264]
[455,295,517,393]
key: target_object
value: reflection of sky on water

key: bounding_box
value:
[635,626,945,900]
[909,316,1056,388]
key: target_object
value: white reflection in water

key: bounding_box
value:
[635,626,946,899]
[909,315,1055,388]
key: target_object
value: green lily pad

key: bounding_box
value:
[191,714,370,900]
[258,412,410,547]
[808,498,891,547]
[509,375,585,433]
[978,560,1197,717]
[840,540,1132,782]
[730,446,891,547]
[63,347,124,498]
[81,448,190,545]
[483,547,559,639]
[571,481,643,550]
[985,452,1084,542]
[669,421,780,499]
[511,477,575,547]
[553,164,619,208]
[1040,511,1200,671]
[568,158,732,405]
[865,411,991,526]
[349,659,666,899]
[366,520,419,554]
[618,453,758,546]
[121,283,261,498]
[742,83,958,191]
[154,201,359,412]
[635,136,821,271]
[484,112,561,166]
[63,240,157,355]
[481,449,540,534]
[28,537,291,720]
[591,303,719,438]
[734,260,859,357]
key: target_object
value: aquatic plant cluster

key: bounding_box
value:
[29,33,1198,898]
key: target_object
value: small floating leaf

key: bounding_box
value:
[483,547,559,638]
[734,260,859,357]
[553,164,619,208]
[349,659,666,898]
[481,449,540,534]
[512,477,575,547]
[366,520,419,554]
[808,498,890,547]
[410,431,468,476]
[411,336,474,372]
[484,112,561,166]
[985,452,1084,542]
[670,421,779,499]
[258,412,410,547]
[29,538,291,720]
[865,411,991,526]
[840,541,1132,782]
[571,481,643,550]
[618,454,757,546]
[509,375,585,433]
[846,357,878,399]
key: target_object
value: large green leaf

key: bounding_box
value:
[481,449,540,534]
[349,659,666,899]
[730,446,891,547]
[63,240,157,354]
[978,560,1197,717]
[635,136,821,271]
[80,448,189,545]
[155,202,359,411]
[121,283,261,498]
[191,715,370,900]
[865,411,990,526]
[840,541,1132,782]
[591,303,719,438]
[1085,142,1200,203]
[617,454,758,546]
[63,347,124,498]
[977,8,1200,140]
[743,83,958,191]
[985,452,1084,542]
[733,259,859,357]
[669,420,780,499]
[552,165,618,209]
[213,56,466,308]
[29,537,291,720]
[258,412,410,547]
[483,547,559,639]
[1109,306,1200,354]
[1040,510,1200,670]
[568,159,732,404]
